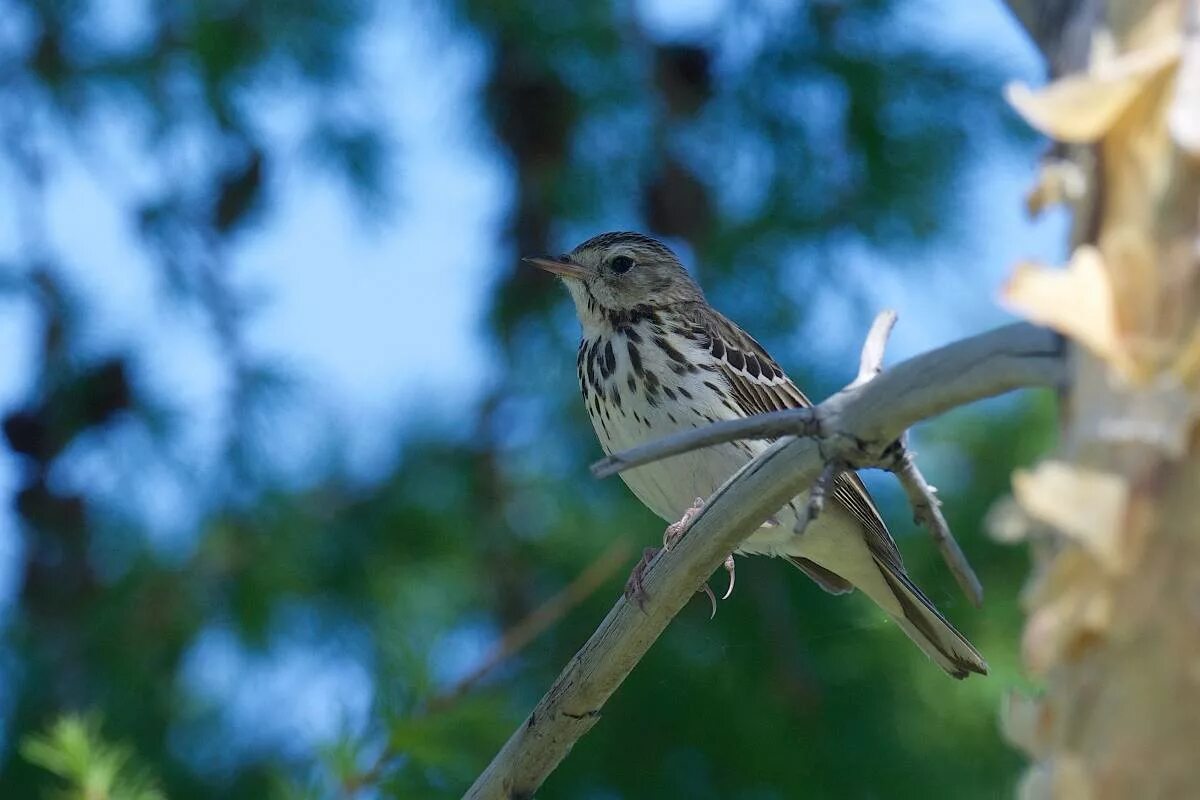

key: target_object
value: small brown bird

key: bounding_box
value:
[527,231,987,679]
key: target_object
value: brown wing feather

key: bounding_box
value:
[685,304,906,574]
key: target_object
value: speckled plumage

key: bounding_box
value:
[538,232,986,678]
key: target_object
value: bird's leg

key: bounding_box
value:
[663,496,705,550]
[623,547,659,610]
[794,461,841,537]
[625,547,726,617]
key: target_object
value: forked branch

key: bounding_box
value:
[465,321,1065,800]
[886,444,984,605]
[775,310,983,605]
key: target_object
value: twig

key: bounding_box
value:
[591,408,816,479]
[886,444,984,607]
[593,323,1063,479]
[796,311,895,535]
[464,322,1065,800]
[852,310,898,387]
[850,311,980,605]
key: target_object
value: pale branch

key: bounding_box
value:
[796,311,893,538]
[593,322,1064,479]
[886,442,984,607]
[851,309,897,387]
[804,311,982,604]
[464,321,1065,800]
[590,407,815,478]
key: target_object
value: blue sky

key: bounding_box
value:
[0,0,1066,766]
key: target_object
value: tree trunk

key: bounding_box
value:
[1000,1,1200,796]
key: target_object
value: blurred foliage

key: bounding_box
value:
[0,0,1050,798]
[21,714,164,800]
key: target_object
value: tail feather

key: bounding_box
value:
[785,556,854,595]
[876,560,988,679]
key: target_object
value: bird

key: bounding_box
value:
[525,231,987,679]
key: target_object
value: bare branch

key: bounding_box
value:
[846,312,982,606]
[590,408,815,479]
[886,443,984,607]
[464,322,1065,800]
[594,323,1064,479]
[852,309,898,387]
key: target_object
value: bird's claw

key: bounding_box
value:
[721,554,736,600]
[624,547,659,611]
[624,545,734,618]
[663,497,705,550]
[637,496,733,618]
[700,582,717,619]
[700,554,737,619]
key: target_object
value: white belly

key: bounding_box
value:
[612,429,758,527]
[578,327,898,609]
[581,341,848,561]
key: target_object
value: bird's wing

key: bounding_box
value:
[685,304,906,575]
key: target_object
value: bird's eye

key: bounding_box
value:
[611,255,635,274]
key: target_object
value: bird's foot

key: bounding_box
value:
[624,547,659,611]
[663,497,705,550]
[623,545,735,618]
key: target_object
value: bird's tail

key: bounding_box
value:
[874,559,988,679]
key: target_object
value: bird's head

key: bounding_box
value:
[524,232,704,327]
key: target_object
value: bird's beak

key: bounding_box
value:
[522,256,590,281]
